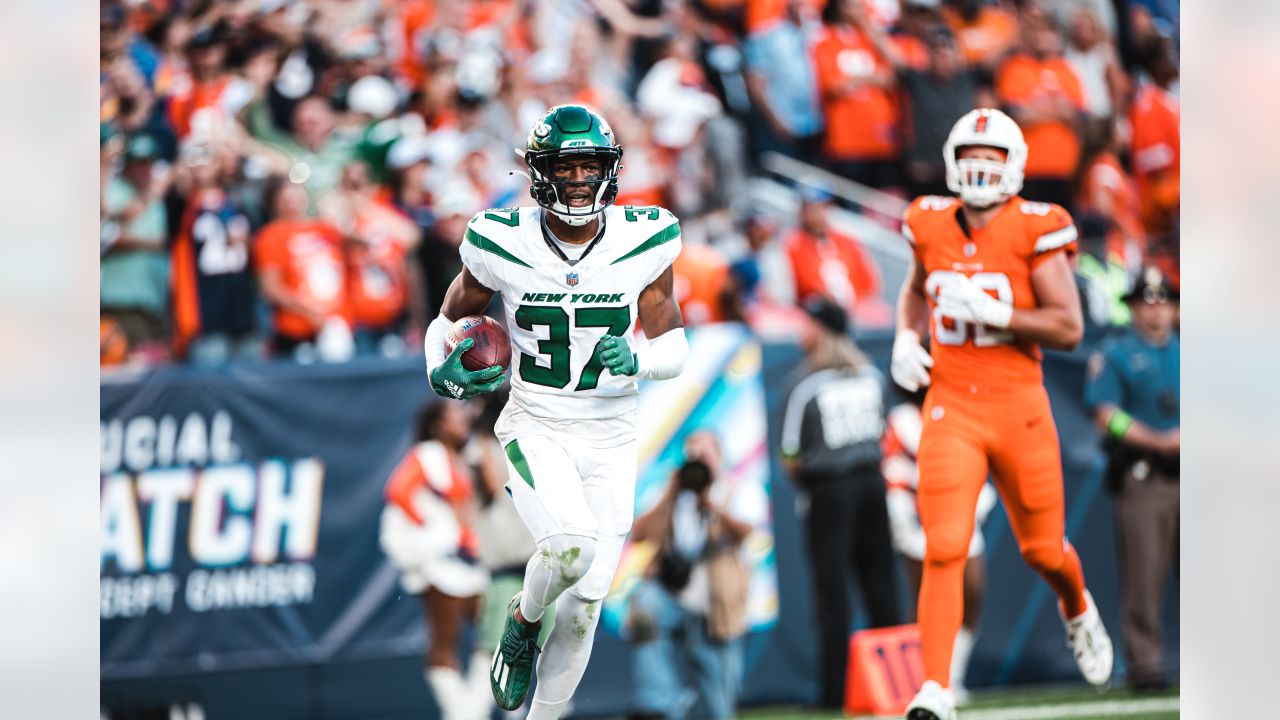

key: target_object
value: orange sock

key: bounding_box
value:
[917,557,965,687]
[1043,542,1088,619]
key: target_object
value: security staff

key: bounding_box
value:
[1084,267,1179,692]
[780,297,900,709]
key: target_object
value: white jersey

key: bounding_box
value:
[460,204,681,443]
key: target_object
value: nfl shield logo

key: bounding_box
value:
[566,272,579,287]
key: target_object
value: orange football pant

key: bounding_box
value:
[915,382,1089,687]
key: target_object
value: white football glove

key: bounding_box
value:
[891,329,934,392]
[936,275,1014,329]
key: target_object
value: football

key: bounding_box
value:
[445,315,511,371]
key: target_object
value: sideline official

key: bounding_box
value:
[1084,267,1179,692]
[780,298,899,709]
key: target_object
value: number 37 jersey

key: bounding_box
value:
[902,195,1078,388]
[459,204,682,422]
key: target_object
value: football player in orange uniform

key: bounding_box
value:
[892,109,1113,720]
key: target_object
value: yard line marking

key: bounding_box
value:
[960,697,1180,719]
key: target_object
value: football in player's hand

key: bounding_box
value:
[445,316,511,371]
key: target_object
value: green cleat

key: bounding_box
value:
[490,593,541,711]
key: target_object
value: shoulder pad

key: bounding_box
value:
[1021,201,1077,254]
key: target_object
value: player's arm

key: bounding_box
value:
[1006,252,1084,350]
[599,263,688,379]
[440,265,496,321]
[425,267,502,400]
[936,250,1084,351]
[896,254,930,337]
[891,253,935,392]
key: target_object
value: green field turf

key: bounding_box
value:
[737,685,1180,720]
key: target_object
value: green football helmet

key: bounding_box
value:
[523,105,623,226]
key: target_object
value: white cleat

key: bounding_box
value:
[1061,590,1114,686]
[905,680,957,720]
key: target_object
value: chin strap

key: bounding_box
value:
[550,209,599,226]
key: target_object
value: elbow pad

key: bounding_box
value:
[637,328,688,380]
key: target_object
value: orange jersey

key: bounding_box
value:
[903,195,1078,388]
[673,242,731,325]
[813,25,900,160]
[1130,84,1180,226]
[384,440,479,557]
[995,54,1086,179]
[941,5,1018,67]
[254,219,349,339]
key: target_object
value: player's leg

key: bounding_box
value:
[492,435,600,711]
[986,392,1087,614]
[951,554,985,704]
[914,422,988,688]
[525,440,636,720]
[527,532,626,720]
[953,483,994,702]
[908,393,988,720]
[988,389,1110,685]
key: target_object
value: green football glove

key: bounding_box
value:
[430,338,506,399]
[598,334,638,377]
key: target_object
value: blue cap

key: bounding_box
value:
[798,181,833,204]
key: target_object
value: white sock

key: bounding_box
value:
[465,650,495,720]
[519,534,596,623]
[426,666,468,720]
[951,627,976,691]
[525,593,601,720]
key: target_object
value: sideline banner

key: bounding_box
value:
[100,327,780,680]
[100,360,432,679]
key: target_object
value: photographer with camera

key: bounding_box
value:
[1084,267,1179,692]
[626,431,757,720]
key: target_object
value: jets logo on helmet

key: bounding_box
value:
[522,105,623,226]
[944,108,1027,209]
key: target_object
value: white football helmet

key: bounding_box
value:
[943,108,1027,208]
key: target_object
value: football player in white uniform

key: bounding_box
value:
[422,104,688,719]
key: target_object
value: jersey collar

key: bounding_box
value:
[539,209,607,267]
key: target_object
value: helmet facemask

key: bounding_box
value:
[951,153,1013,208]
[942,109,1027,209]
[526,147,622,226]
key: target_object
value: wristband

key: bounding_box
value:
[1107,409,1134,440]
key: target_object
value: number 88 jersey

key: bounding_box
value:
[902,195,1078,388]
[459,204,682,424]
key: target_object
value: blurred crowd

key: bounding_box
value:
[100,0,1180,367]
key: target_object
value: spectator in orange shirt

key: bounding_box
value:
[1075,119,1144,268]
[255,178,351,360]
[1130,36,1179,240]
[812,0,901,189]
[940,0,1019,70]
[321,161,421,356]
[784,185,891,327]
[673,242,734,326]
[858,16,997,200]
[996,13,1086,209]
[167,24,242,139]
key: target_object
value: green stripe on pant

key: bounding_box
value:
[504,440,536,489]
